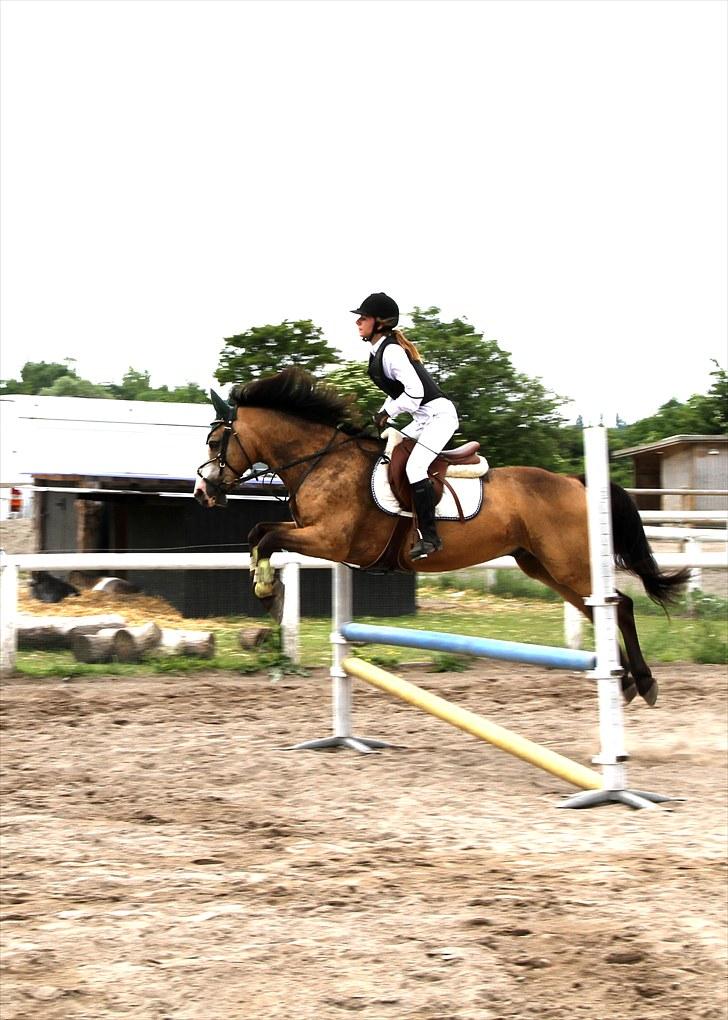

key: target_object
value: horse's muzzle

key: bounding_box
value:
[193,478,228,509]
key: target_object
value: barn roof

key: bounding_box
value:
[1,393,214,482]
[612,434,727,459]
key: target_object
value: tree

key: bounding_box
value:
[107,368,156,401]
[39,375,111,398]
[703,360,728,432]
[406,307,571,469]
[215,320,337,385]
[166,382,210,404]
[610,360,728,455]
[1,360,210,404]
[1,360,79,394]
[107,369,209,403]
[323,361,381,422]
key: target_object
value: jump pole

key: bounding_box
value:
[338,623,596,671]
[342,655,603,791]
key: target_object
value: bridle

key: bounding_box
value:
[198,420,255,480]
[197,418,372,502]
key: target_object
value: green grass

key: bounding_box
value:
[430,569,562,601]
[12,586,726,678]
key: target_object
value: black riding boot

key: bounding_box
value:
[410,478,443,560]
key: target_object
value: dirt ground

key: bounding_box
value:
[1,659,726,1020]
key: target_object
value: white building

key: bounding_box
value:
[0,394,214,518]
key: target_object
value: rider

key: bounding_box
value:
[351,292,459,560]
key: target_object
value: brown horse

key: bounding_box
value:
[194,367,690,706]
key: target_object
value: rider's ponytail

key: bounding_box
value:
[393,330,422,363]
[377,316,423,363]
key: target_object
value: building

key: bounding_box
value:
[613,434,728,511]
[0,394,415,617]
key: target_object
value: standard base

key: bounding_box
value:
[283,735,401,754]
[558,788,681,810]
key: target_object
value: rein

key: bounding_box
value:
[198,420,376,500]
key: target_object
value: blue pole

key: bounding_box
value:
[340,623,596,672]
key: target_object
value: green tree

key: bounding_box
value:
[39,375,111,398]
[105,369,209,403]
[323,361,381,422]
[109,368,169,402]
[215,320,337,385]
[610,361,728,454]
[406,307,571,469]
[1,360,211,404]
[1,359,79,394]
[703,360,728,432]
[107,368,157,401]
[166,382,209,404]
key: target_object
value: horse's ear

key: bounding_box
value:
[210,389,233,423]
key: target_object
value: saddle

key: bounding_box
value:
[387,436,482,513]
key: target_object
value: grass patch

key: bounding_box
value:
[427,570,560,602]
[11,589,726,678]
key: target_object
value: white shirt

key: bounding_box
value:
[369,335,424,418]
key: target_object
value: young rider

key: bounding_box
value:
[351,292,459,560]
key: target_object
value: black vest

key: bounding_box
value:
[367,336,445,406]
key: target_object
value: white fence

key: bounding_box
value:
[637,511,727,524]
[626,489,728,498]
[1,539,725,671]
[0,551,330,672]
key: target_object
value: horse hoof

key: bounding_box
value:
[621,680,638,705]
[259,578,285,624]
[638,678,659,707]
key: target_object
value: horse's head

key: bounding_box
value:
[194,390,255,509]
[194,370,366,508]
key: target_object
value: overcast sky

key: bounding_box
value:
[1,0,726,425]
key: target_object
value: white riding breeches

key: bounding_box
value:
[402,398,459,483]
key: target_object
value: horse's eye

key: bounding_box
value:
[209,440,220,451]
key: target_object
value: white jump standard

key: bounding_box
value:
[287,427,677,811]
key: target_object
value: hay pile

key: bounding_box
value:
[17,587,205,630]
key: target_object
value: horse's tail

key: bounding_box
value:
[580,477,692,607]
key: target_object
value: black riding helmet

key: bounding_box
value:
[350,292,399,327]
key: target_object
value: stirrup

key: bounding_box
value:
[410,536,443,560]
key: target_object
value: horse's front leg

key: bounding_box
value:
[252,523,353,615]
[249,523,298,607]
[248,520,296,550]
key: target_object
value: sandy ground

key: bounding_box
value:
[1,659,726,1020]
[0,518,36,555]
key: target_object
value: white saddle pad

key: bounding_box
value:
[371,457,486,520]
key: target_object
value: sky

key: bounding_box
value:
[1,0,726,426]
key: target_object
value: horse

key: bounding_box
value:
[193,367,690,706]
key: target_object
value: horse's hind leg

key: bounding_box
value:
[614,588,658,707]
[511,550,639,704]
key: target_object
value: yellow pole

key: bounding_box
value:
[342,657,603,792]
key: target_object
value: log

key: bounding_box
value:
[17,614,126,651]
[158,628,215,658]
[91,577,140,595]
[112,622,162,663]
[72,627,124,663]
[238,626,273,650]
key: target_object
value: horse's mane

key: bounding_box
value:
[229,367,367,435]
